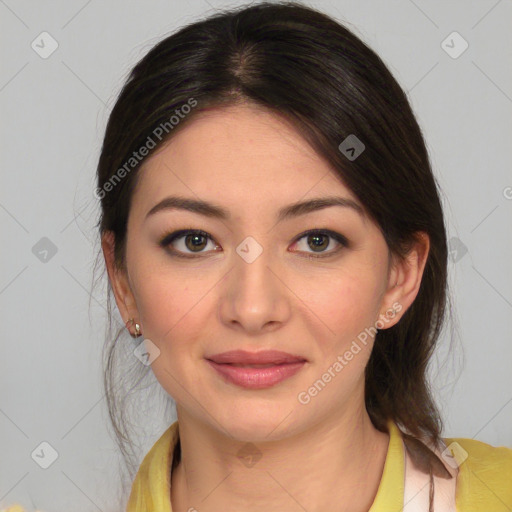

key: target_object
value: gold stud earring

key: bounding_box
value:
[126,318,142,338]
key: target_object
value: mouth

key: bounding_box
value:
[205,350,307,389]
[219,363,288,368]
[206,349,307,365]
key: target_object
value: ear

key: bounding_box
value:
[101,231,140,334]
[377,232,430,329]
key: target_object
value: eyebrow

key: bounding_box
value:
[145,195,365,222]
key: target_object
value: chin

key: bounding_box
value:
[213,401,303,443]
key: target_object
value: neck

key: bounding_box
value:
[170,403,389,512]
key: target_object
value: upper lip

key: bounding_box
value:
[206,350,307,365]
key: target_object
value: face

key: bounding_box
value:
[105,103,414,442]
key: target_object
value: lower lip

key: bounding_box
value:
[206,360,306,389]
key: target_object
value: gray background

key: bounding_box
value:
[1,0,511,510]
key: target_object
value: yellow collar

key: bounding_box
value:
[127,419,405,511]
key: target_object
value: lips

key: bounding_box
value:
[206,349,307,365]
[205,350,307,389]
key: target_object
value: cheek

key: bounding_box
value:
[295,269,383,354]
[131,266,211,400]
[293,273,384,412]
[136,273,203,343]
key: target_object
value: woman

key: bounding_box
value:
[53,2,512,511]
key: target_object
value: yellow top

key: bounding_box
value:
[3,421,511,511]
[124,420,512,511]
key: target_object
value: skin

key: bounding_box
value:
[102,103,430,512]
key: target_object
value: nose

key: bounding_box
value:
[218,241,291,334]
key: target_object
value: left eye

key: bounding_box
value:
[159,229,348,258]
[291,229,348,258]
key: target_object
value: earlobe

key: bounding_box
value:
[378,232,430,329]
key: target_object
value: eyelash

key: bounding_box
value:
[158,228,349,260]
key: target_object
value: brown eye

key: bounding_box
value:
[159,229,218,257]
[184,233,208,252]
[292,229,349,258]
[159,228,348,260]
[307,233,330,252]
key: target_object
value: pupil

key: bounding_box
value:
[186,234,206,251]
[309,234,327,251]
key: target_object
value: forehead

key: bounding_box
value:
[132,104,359,216]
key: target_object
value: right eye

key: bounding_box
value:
[159,229,220,258]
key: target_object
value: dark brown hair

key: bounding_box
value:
[93,1,455,507]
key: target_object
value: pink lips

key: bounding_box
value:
[206,350,307,389]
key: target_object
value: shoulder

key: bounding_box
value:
[443,435,512,511]
[445,435,512,471]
